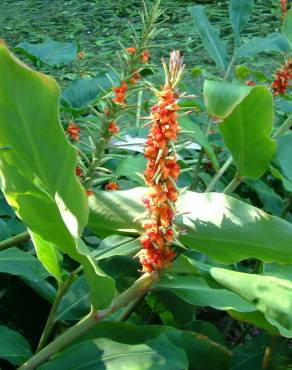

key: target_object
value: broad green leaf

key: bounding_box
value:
[155,274,256,312]
[283,8,292,46]
[189,5,229,71]
[0,43,116,308]
[228,310,279,335]
[204,80,276,179]
[229,0,254,46]
[39,335,189,370]
[0,247,49,280]
[56,276,90,321]
[209,266,292,336]
[60,71,119,113]
[89,188,292,265]
[0,325,32,365]
[15,39,78,66]
[30,232,63,281]
[179,115,219,170]
[73,321,231,370]
[94,235,140,261]
[115,156,146,185]
[246,179,285,217]
[274,132,292,182]
[204,80,251,119]
[236,33,291,57]
[0,218,12,239]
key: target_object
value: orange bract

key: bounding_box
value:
[141,49,150,63]
[108,121,120,134]
[112,82,128,104]
[105,182,120,191]
[126,47,137,54]
[66,122,80,141]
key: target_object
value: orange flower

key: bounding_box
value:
[77,51,85,60]
[86,189,94,196]
[141,49,150,63]
[108,121,120,134]
[126,47,137,54]
[130,72,141,84]
[67,122,80,141]
[138,51,185,273]
[112,82,128,104]
[75,166,83,177]
[105,182,120,191]
[246,80,256,86]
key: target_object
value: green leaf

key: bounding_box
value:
[208,266,292,336]
[0,43,116,308]
[282,9,292,46]
[189,5,229,71]
[15,39,78,66]
[56,276,90,321]
[229,0,254,46]
[115,156,146,185]
[72,321,231,370]
[236,33,291,57]
[204,80,276,179]
[246,179,285,217]
[0,325,32,365]
[30,232,63,281]
[89,188,292,265]
[94,235,140,261]
[60,71,119,113]
[39,335,189,370]
[179,115,219,170]
[274,132,292,182]
[0,247,49,280]
[156,274,256,313]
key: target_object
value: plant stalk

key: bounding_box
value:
[205,156,233,192]
[36,273,77,352]
[223,173,242,195]
[0,231,30,251]
[262,335,277,369]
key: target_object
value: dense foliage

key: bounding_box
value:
[1,1,292,369]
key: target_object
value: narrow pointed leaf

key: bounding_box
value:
[189,5,229,70]
[229,0,254,46]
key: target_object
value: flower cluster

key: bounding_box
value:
[138,51,184,273]
[66,122,80,141]
[271,59,292,96]
[105,182,120,191]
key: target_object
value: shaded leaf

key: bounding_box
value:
[0,325,32,365]
[15,39,78,66]
[0,247,49,280]
[236,33,291,57]
[39,335,189,370]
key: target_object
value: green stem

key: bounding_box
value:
[223,173,242,195]
[36,273,76,352]
[0,231,30,251]
[224,53,236,81]
[205,156,233,192]
[117,294,145,322]
[136,90,143,128]
[191,117,212,190]
[18,272,157,370]
[273,114,292,138]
